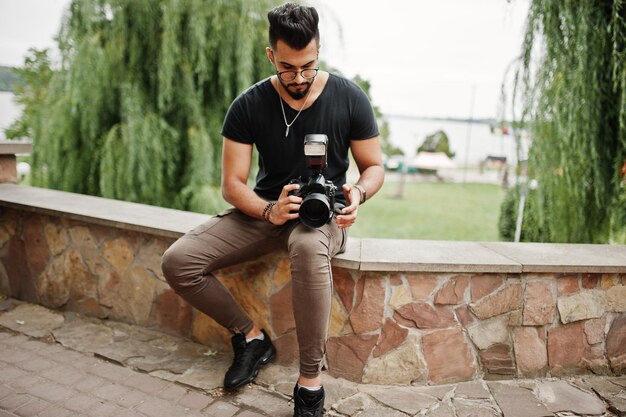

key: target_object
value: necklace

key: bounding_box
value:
[277,77,315,137]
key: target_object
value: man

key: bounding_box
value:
[161,3,384,416]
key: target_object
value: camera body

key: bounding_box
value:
[288,134,338,229]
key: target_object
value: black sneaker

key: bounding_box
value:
[293,384,325,417]
[223,329,276,389]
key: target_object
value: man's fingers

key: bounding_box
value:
[280,183,300,198]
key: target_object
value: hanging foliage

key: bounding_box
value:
[514,0,626,243]
[7,0,277,213]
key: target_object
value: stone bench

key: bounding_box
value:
[1,183,625,385]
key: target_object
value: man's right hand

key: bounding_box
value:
[268,183,303,225]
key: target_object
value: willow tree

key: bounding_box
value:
[513,0,626,243]
[8,0,277,213]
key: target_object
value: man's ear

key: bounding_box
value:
[266,47,274,65]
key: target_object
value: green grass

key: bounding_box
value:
[349,181,506,241]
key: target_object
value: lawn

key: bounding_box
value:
[349,181,506,241]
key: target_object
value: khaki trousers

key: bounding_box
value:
[161,207,347,378]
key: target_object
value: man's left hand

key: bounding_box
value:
[336,184,360,229]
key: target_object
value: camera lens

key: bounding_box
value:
[300,193,331,228]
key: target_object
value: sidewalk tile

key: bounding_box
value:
[38,406,75,417]
[177,391,213,410]
[63,393,102,412]
[86,401,126,417]
[41,366,86,386]
[74,375,106,392]
[236,411,268,417]
[116,389,148,408]
[157,383,187,402]
[87,361,132,381]
[135,396,191,417]
[0,385,14,400]
[21,340,49,351]
[13,398,51,416]
[93,382,128,401]
[205,400,240,417]
[26,382,74,402]
[0,366,27,383]
[6,376,44,391]
[0,348,31,364]
[0,393,32,411]
[123,373,169,394]
[15,358,56,372]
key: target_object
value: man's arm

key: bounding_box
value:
[221,137,301,224]
[336,136,385,229]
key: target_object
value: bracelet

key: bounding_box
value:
[262,201,276,224]
[353,184,366,204]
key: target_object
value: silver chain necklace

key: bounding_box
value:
[277,77,315,137]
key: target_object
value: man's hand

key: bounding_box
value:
[336,184,360,229]
[268,183,302,225]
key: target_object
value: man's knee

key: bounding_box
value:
[161,238,209,290]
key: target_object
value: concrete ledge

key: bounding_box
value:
[1,184,625,272]
[0,140,32,155]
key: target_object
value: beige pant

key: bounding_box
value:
[161,207,347,377]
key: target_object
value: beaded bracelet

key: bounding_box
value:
[262,201,276,224]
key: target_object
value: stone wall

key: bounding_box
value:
[1,189,625,386]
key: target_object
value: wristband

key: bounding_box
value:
[262,201,276,224]
[353,184,366,204]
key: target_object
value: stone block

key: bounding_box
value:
[557,275,579,296]
[327,333,378,382]
[455,305,477,327]
[557,290,605,324]
[394,302,456,330]
[372,318,408,358]
[584,317,606,345]
[513,327,548,377]
[103,236,135,272]
[110,266,156,325]
[423,327,475,384]
[329,293,350,337]
[548,321,599,376]
[467,315,509,350]
[44,222,68,256]
[601,274,618,290]
[331,266,355,312]
[471,274,504,302]
[273,330,299,367]
[37,252,72,308]
[270,280,295,336]
[272,257,291,288]
[221,273,272,335]
[407,274,438,301]
[153,289,192,336]
[582,273,600,289]
[607,315,626,373]
[478,343,515,377]
[523,281,555,325]
[388,285,411,309]
[349,275,385,334]
[363,335,426,385]
[136,238,169,283]
[434,275,469,305]
[469,284,522,320]
[606,285,626,312]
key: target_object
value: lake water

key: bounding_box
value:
[0,91,526,167]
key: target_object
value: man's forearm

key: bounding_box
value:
[222,181,270,220]
[355,165,385,202]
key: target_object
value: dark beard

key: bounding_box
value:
[280,80,312,100]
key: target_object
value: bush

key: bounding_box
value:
[498,184,550,242]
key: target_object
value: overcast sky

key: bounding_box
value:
[0,0,530,119]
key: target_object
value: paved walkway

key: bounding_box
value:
[0,299,625,417]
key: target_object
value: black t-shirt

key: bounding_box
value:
[221,73,379,205]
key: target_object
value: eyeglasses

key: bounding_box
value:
[276,68,319,82]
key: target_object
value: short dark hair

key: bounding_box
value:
[268,3,320,50]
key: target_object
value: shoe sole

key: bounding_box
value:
[224,345,277,389]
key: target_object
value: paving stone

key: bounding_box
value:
[63,393,101,412]
[578,377,626,416]
[236,411,268,417]
[115,389,148,408]
[0,385,14,400]
[122,372,169,394]
[6,376,45,391]
[358,385,439,415]
[15,358,57,372]
[455,381,491,399]
[177,390,212,409]
[157,383,188,401]
[25,382,74,403]
[40,366,86,386]
[93,382,128,401]
[453,398,500,417]
[38,406,75,417]
[204,400,240,417]
[135,396,191,417]
[488,382,552,417]
[537,380,606,415]
[175,357,229,391]
[423,402,455,417]
[350,404,407,417]
[234,387,292,415]
[0,393,32,411]
[333,392,376,416]
[13,398,51,417]
[0,366,27,383]
[0,304,64,338]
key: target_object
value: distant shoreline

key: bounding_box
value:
[383,113,495,125]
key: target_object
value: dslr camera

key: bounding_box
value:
[288,134,340,229]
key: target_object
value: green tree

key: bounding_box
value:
[417,130,455,158]
[7,0,277,213]
[512,0,625,243]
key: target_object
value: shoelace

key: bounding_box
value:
[231,342,258,367]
